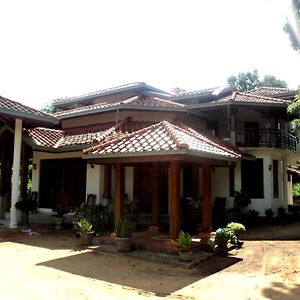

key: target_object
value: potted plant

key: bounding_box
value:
[78,218,94,246]
[214,227,237,253]
[115,218,133,252]
[53,204,68,230]
[176,230,193,262]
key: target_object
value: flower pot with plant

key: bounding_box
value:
[115,218,133,252]
[176,230,193,262]
[78,218,94,246]
[226,222,245,248]
[214,227,237,253]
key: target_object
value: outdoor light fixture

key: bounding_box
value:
[268,164,272,171]
[32,163,37,170]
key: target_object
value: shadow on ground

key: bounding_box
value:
[261,282,300,299]
[37,249,242,297]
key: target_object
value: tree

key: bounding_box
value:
[283,0,300,53]
[258,75,287,88]
[227,70,288,91]
[287,92,300,131]
[227,70,259,91]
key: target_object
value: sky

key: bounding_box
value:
[0,0,299,109]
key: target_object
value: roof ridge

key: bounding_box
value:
[83,117,152,154]
[161,121,188,149]
[238,91,291,102]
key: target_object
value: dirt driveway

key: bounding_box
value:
[0,224,300,300]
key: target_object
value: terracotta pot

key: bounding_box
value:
[80,232,94,246]
[116,237,132,252]
[179,250,193,262]
[54,216,63,230]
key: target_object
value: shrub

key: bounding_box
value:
[226,222,245,236]
[265,208,274,219]
[215,227,237,249]
[243,209,260,226]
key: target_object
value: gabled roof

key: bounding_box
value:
[84,120,252,161]
[53,96,185,118]
[246,87,297,98]
[0,95,58,127]
[53,82,170,108]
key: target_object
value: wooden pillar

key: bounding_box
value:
[202,164,212,234]
[169,161,181,238]
[151,162,159,226]
[103,165,112,199]
[20,145,30,199]
[114,164,125,226]
[192,167,199,201]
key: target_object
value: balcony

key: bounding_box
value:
[236,128,297,151]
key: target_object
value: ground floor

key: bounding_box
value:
[0,222,300,299]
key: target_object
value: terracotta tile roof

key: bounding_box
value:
[246,87,297,97]
[27,118,156,149]
[53,82,169,106]
[213,91,292,105]
[171,87,216,99]
[0,95,57,125]
[84,120,245,160]
[53,96,185,117]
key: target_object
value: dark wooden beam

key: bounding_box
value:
[103,165,111,199]
[151,162,160,226]
[114,164,125,226]
[169,161,181,238]
[202,164,212,234]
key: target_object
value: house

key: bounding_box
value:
[0,83,298,237]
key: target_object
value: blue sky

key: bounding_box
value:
[0,0,299,109]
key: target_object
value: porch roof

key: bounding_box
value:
[53,95,185,119]
[246,87,297,98]
[0,95,58,127]
[83,120,253,162]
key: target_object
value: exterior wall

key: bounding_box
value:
[125,167,134,202]
[287,174,293,205]
[86,164,101,204]
[211,167,230,206]
[235,149,291,216]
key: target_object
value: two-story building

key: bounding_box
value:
[0,83,298,236]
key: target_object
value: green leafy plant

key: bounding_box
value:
[78,218,93,234]
[265,208,274,219]
[115,218,133,238]
[176,231,193,252]
[234,191,251,209]
[226,222,245,236]
[215,227,237,249]
[292,182,300,197]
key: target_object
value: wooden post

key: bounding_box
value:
[103,165,112,199]
[151,162,159,226]
[202,164,212,234]
[114,164,125,226]
[169,161,181,238]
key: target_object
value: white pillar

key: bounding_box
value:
[282,159,288,209]
[10,119,22,228]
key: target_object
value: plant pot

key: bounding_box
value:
[116,237,132,252]
[179,250,193,262]
[54,216,63,230]
[80,232,94,246]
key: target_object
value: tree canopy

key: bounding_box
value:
[227,70,287,91]
[284,0,300,53]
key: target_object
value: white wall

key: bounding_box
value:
[86,164,101,204]
[211,167,230,206]
[125,167,134,201]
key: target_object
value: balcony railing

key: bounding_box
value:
[236,128,297,151]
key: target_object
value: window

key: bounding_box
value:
[241,158,264,198]
[273,160,279,198]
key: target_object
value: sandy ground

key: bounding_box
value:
[0,225,300,300]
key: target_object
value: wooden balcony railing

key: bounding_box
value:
[236,128,297,151]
